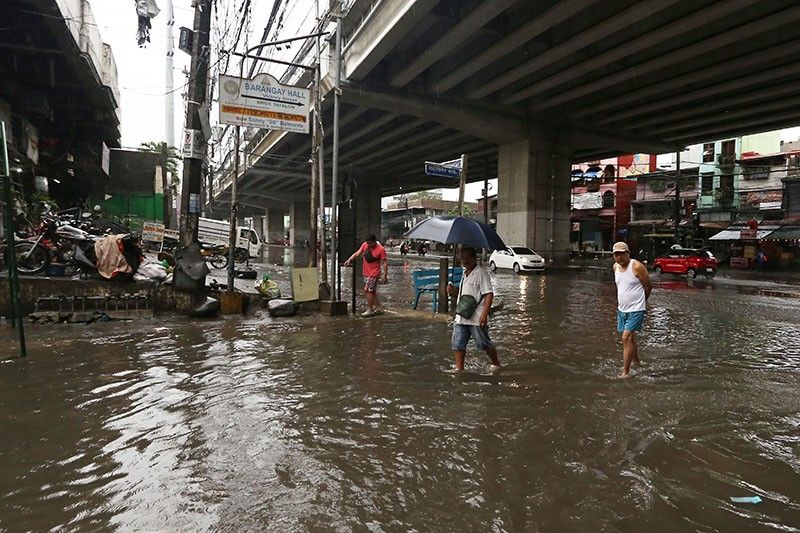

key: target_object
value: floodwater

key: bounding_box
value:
[1,264,800,531]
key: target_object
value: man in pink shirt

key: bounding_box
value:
[344,233,388,316]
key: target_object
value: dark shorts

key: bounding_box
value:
[451,324,494,351]
[617,310,645,333]
[364,276,379,293]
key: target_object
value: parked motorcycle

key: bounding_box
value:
[201,243,249,269]
[10,211,141,279]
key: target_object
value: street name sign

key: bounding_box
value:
[424,161,461,178]
[219,73,310,134]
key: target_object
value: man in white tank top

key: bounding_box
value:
[612,242,651,378]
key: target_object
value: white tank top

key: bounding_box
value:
[615,260,646,312]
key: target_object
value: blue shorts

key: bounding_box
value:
[452,324,494,351]
[617,310,645,333]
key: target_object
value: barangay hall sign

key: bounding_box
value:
[219,73,310,134]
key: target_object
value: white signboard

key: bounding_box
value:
[441,158,463,170]
[142,221,165,243]
[219,73,310,134]
[182,129,205,159]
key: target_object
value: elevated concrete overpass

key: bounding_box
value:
[211,0,800,259]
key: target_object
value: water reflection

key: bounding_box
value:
[1,269,799,531]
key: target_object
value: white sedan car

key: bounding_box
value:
[489,246,546,273]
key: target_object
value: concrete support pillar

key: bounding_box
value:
[251,215,265,242]
[289,201,311,247]
[264,208,285,244]
[338,183,382,257]
[496,137,572,263]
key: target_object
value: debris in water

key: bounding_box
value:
[729,496,762,504]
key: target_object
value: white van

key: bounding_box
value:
[197,217,261,255]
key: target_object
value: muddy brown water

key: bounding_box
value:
[1,265,799,531]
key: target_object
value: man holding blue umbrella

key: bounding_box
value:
[447,246,501,372]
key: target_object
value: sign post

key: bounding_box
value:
[142,221,166,251]
[218,67,311,293]
[458,153,468,217]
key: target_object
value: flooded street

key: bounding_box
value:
[1,265,800,531]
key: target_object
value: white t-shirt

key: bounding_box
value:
[455,265,493,326]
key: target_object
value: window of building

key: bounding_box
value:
[602,190,615,208]
[701,173,714,195]
[603,164,616,182]
[718,174,734,204]
[702,143,715,163]
[721,139,735,157]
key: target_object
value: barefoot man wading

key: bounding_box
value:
[447,246,501,372]
[612,242,651,378]
[344,234,388,316]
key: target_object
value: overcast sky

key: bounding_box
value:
[91,1,800,207]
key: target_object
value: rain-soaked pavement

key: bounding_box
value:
[1,262,800,531]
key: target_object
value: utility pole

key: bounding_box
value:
[161,143,171,228]
[164,0,175,229]
[674,150,681,245]
[178,0,211,247]
[330,3,342,299]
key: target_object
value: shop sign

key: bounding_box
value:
[142,221,165,243]
[740,228,758,239]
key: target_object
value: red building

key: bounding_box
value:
[570,166,638,253]
[570,155,658,253]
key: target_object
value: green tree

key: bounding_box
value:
[448,205,475,217]
[393,189,443,203]
[139,142,180,193]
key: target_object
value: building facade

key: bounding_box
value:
[570,155,652,252]
[0,0,120,215]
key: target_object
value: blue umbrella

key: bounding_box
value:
[403,216,507,250]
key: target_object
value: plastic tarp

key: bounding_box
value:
[572,192,602,210]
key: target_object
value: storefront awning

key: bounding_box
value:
[763,226,800,241]
[708,227,778,240]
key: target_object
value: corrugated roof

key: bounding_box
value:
[763,226,800,241]
[708,227,778,241]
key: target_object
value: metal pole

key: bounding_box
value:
[1,122,25,357]
[482,157,489,262]
[330,9,342,300]
[315,0,326,279]
[227,124,239,291]
[458,153,468,216]
[483,158,489,225]
[550,153,556,260]
[674,150,681,245]
[227,49,245,292]
[350,180,358,314]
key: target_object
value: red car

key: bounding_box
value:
[653,247,718,279]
